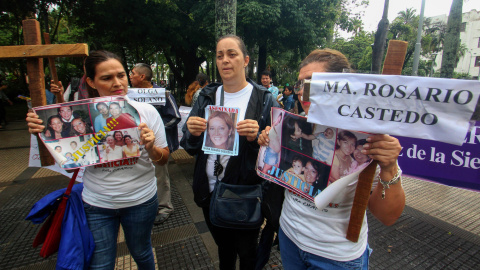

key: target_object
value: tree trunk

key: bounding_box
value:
[215,0,236,38]
[257,43,267,84]
[440,0,463,78]
[372,0,389,73]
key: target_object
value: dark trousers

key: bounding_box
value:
[202,206,260,270]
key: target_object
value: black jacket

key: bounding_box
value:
[180,79,278,207]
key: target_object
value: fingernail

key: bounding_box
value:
[363,144,369,148]
[361,150,367,154]
[366,137,372,142]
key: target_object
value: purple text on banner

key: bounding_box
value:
[397,121,480,191]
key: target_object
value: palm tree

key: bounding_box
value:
[398,8,417,25]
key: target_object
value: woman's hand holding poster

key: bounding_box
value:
[33,96,143,169]
[202,105,240,156]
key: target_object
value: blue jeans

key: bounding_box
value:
[278,227,371,270]
[84,194,158,270]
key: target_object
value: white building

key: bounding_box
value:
[430,9,480,79]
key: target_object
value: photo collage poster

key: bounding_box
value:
[256,108,372,202]
[34,96,142,169]
[202,105,240,156]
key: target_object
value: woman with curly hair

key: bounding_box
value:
[185,73,209,106]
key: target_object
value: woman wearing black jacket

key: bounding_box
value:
[180,35,277,270]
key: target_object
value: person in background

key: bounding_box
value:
[261,70,279,98]
[282,85,295,112]
[27,50,169,269]
[185,73,209,107]
[181,35,276,270]
[258,48,405,269]
[130,63,181,225]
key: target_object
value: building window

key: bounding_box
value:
[460,22,466,32]
[478,37,480,48]
[475,56,480,67]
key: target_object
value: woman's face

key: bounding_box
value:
[114,132,123,141]
[124,137,132,145]
[49,117,63,132]
[87,59,128,97]
[110,104,122,118]
[339,137,356,156]
[354,145,369,164]
[208,116,231,149]
[304,162,319,184]
[216,38,249,83]
[72,119,86,134]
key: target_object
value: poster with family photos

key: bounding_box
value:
[33,96,143,169]
[256,108,372,202]
[202,105,240,156]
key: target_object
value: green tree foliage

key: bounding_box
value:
[330,31,375,71]
[1,0,366,100]
[440,0,463,78]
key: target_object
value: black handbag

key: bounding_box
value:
[209,180,263,229]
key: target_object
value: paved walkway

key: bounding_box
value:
[0,120,479,269]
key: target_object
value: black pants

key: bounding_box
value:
[202,205,260,270]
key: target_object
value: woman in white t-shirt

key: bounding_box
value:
[27,50,169,270]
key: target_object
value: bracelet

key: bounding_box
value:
[378,166,402,199]
[151,150,164,163]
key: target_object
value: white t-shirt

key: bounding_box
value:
[280,170,380,261]
[82,98,168,209]
[206,84,253,192]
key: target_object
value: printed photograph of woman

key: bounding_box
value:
[45,115,69,140]
[204,111,236,151]
[122,135,140,158]
[69,117,94,136]
[107,102,138,130]
[113,130,125,146]
[328,130,357,184]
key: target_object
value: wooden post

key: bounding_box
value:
[23,20,54,166]
[346,40,408,242]
[43,33,65,104]
[0,19,88,166]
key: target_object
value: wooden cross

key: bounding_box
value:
[0,19,88,166]
[346,40,409,242]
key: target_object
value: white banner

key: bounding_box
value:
[127,88,166,105]
[307,73,480,145]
